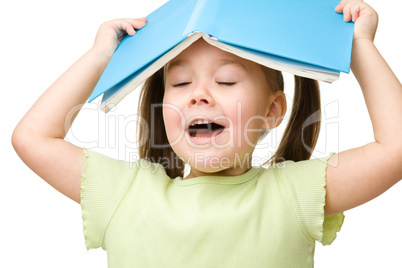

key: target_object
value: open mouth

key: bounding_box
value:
[188,119,225,139]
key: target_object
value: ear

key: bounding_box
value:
[263,91,286,129]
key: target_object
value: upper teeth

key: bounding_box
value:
[190,119,211,126]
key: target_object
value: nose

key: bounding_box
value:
[190,98,209,105]
[189,83,214,106]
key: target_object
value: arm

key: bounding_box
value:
[12,18,147,203]
[325,0,402,216]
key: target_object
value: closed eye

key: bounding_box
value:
[217,82,236,86]
[173,82,191,87]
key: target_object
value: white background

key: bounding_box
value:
[2,0,402,267]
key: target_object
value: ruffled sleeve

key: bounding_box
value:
[80,149,139,250]
[279,154,344,246]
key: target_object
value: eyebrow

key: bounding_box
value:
[166,59,186,71]
[216,58,247,70]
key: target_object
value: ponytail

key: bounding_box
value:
[270,76,321,164]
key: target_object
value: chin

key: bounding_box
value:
[189,161,228,173]
[187,166,230,178]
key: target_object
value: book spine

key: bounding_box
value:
[183,0,208,36]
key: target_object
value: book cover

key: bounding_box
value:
[89,0,354,112]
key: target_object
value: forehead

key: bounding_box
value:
[167,57,247,72]
[166,39,253,71]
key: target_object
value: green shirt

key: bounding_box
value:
[81,149,344,267]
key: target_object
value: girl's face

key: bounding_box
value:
[163,39,283,178]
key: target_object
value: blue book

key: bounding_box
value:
[89,0,354,112]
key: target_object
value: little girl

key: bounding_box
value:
[12,0,402,267]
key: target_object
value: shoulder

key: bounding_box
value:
[81,149,171,249]
[82,149,172,198]
[271,155,333,210]
[84,149,168,178]
[274,154,334,184]
[269,154,344,245]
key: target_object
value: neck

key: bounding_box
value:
[184,163,252,179]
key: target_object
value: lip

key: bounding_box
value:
[185,127,225,145]
[185,116,226,145]
[185,116,227,130]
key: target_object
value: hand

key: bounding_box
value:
[335,0,378,41]
[92,18,147,59]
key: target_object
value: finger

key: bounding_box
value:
[335,0,346,13]
[119,18,147,36]
[122,21,136,36]
[115,20,135,36]
[125,25,136,36]
[342,2,353,22]
[350,5,361,22]
[125,17,148,30]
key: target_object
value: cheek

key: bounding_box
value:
[238,104,268,147]
[162,101,185,142]
[241,117,261,147]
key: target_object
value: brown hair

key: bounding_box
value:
[269,75,321,164]
[137,68,185,178]
[137,67,321,178]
